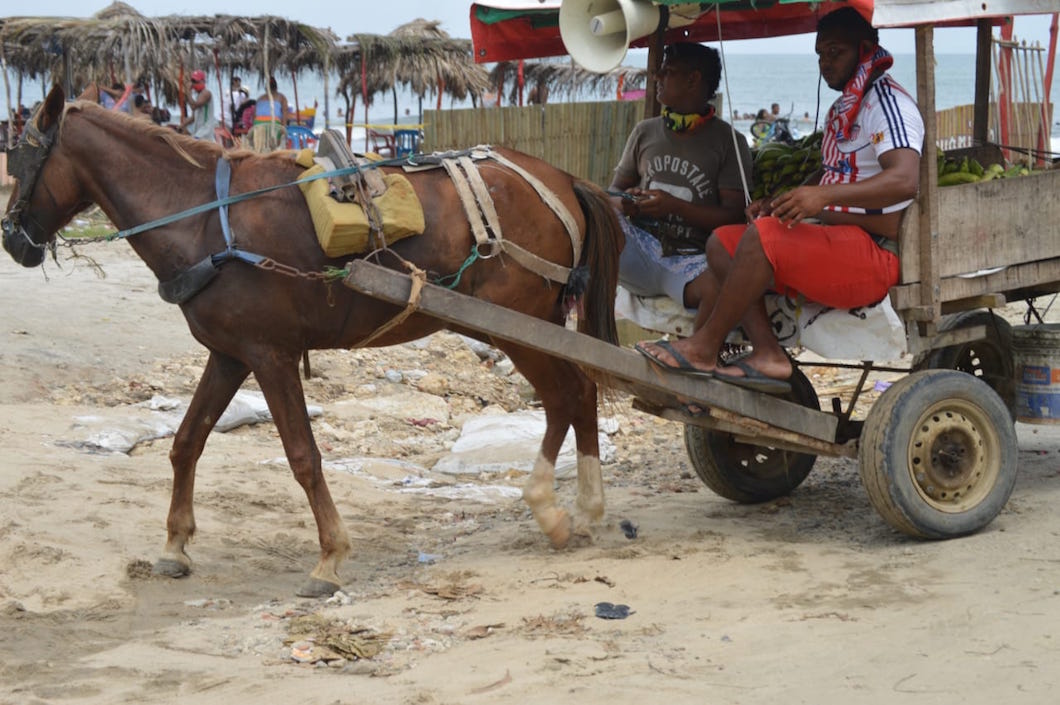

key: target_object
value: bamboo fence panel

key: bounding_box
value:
[935,101,1053,156]
[423,100,643,187]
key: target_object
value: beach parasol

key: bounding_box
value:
[489,60,646,105]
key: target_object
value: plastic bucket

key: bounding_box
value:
[1013,324,1060,424]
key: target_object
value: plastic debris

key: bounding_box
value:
[594,602,634,620]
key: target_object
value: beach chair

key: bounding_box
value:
[367,129,395,157]
[286,125,318,150]
[394,128,421,156]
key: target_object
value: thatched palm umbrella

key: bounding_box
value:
[339,22,489,130]
[148,13,337,126]
[1,2,179,111]
[489,60,647,106]
[0,4,337,128]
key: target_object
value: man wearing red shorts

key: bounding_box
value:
[637,7,923,393]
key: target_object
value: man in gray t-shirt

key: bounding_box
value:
[610,42,752,310]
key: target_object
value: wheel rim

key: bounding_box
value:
[906,399,1002,513]
[953,341,1008,381]
[716,435,796,482]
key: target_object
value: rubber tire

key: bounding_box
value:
[913,310,1016,419]
[685,366,819,503]
[859,369,1017,539]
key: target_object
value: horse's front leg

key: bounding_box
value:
[155,350,249,578]
[502,345,604,549]
[253,353,351,597]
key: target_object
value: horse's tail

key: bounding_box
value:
[570,179,622,346]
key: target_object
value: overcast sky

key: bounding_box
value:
[9,1,1057,58]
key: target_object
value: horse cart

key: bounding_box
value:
[364,0,1060,540]
[3,1,1058,598]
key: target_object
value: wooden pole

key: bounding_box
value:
[914,25,940,333]
[642,5,669,119]
[973,19,992,145]
[291,69,301,126]
[323,54,331,130]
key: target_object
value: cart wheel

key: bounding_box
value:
[912,310,1016,418]
[858,369,1017,539]
[685,366,819,503]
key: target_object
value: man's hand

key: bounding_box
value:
[769,185,830,226]
[745,197,772,220]
[631,188,673,218]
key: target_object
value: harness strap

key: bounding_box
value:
[486,150,582,266]
[436,150,581,284]
[441,157,495,252]
[458,155,504,243]
[498,237,574,284]
[210,156,265,266]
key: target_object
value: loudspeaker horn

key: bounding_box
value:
[559,0,662,74]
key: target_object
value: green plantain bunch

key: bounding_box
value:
[936,147,1032,186]
[750,131,824,201]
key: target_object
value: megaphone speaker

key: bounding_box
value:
[559,0,662,73]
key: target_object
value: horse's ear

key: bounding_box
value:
[40,84,66,130]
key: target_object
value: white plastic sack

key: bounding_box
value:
[432,410,616,478]
[615,286,907,361]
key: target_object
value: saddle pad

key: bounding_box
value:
[298,163,425,257]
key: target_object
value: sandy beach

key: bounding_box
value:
[1,221,1059,704]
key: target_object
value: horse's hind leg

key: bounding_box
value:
[155,350,249,578]
[252,353,351,598]
[501,344,604,549]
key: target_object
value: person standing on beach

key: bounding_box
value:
[229,76,251,124]
[636,7,923,393]
[609,42,752,311]
[179,70,217,140]
[248,76,290,152]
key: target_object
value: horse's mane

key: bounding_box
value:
[60,99,317,180]
[63,101,291,170]
[65,100,212,168]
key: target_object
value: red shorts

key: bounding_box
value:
[712,217,899,309]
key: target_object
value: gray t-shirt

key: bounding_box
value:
[614,116,752,244]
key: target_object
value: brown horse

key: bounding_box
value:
[3,86,623,597]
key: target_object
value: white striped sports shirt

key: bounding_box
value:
[820,74,925,215]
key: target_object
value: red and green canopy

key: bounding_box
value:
[468,0,1045,64]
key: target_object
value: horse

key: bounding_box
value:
[3,85,624,598]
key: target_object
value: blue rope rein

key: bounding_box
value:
[76,149,505,292]
[104,153,412,242]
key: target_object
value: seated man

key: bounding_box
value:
[637,7,923,393]
[610,42,752,312]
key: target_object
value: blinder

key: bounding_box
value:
[2,117,60,245]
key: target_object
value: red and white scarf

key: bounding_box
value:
[829,45,893,142]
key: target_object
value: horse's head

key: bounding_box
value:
[3,85,80,268]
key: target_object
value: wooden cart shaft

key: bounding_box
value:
[343,260,846,456]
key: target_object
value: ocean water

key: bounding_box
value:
[6,53,1059,140]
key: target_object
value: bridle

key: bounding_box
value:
[2,113,61,252]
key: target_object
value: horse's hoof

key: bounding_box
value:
[296,578,341,598]
[153,558,191,578]
[546,513,573,550]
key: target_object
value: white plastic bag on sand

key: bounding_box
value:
[432,410,616,478]
[214,390,322,432]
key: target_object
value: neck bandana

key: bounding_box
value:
[662,105,716,133]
